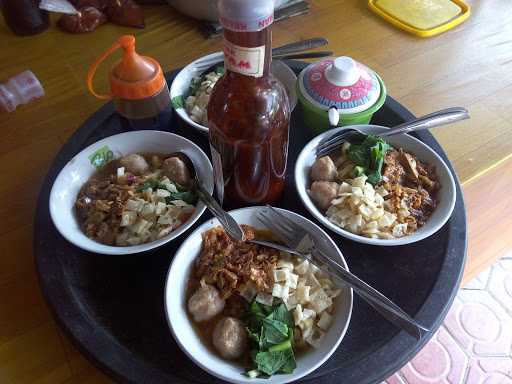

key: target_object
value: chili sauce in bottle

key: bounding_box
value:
[207,0,290,207]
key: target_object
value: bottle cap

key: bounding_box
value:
[87,35,166,100]
[218,0,274,32]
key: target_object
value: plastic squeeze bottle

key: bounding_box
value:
[87,35,171,130]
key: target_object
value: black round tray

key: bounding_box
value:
[34,61,467,384]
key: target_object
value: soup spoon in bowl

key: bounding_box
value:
[170,151,245,241]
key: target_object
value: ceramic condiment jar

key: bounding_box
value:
[297,56,386,133]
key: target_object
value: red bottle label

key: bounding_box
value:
[223,39,266,78]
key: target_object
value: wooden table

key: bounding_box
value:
[1,1,511,383]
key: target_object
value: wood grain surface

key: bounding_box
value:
[0,1,511,383]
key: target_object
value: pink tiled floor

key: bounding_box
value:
[383,255,512,384]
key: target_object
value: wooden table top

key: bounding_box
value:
[1,1,511,383]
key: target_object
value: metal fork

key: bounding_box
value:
[254,206,430,340]
[316,107,469,158]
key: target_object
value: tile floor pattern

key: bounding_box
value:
[383,253,512,384]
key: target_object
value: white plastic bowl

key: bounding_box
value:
[49,130,213,255]
[164,206,353,384]
[170,52,298,134]
[295,125,457,246]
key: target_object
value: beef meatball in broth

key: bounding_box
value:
[212,317,247,360]
[163,156,192,186]
[119,154,149,175]
[311,156,337,182]
[309,181,338,210]
[188,284,225,322]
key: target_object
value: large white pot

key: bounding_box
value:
[167,0,288,22]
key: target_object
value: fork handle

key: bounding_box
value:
[312,250,429,339]
[357,289,426,339]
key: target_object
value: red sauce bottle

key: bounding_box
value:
[207,0,290,207]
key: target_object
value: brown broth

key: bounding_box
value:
[75,153,186,245]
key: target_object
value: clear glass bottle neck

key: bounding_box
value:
[223,27,272,77]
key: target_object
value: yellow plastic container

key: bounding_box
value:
[368,0,470,38]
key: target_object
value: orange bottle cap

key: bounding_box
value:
[87,35,166,100]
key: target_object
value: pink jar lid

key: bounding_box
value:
[298,56,381,114]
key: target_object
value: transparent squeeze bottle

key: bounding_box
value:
[87,35,171,130]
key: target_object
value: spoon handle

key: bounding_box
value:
[195,183,245,241]
[271,37,329,56]
[379,107,469,137]
[273,51,333,60]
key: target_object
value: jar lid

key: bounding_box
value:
[87,35,166,101]
[298,56,381,114]
[368,0,470,37]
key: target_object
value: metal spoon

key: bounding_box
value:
[271,37,329,56]
[171,152,245,241]
[317,107,470,157]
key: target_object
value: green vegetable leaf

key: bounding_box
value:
[272,303,294,328]
[261,318,288,347]
[246,301,266,332]
[279,349,297,374]
[136,179,163,192]
[88,145,114,169]
[366,170,382,185]
[137,179,198,204]
[171,95,185,109]
[245,300,296,378]
[215,65,225,75]
[254,350,289,376]
[255,341,295,376]
[347,134,390,185]
[347,145,369,168]
[261,303,273,315]
[166,191,198,205]
[268,339,292,352]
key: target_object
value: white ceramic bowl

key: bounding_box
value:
[49,130,213,255]
[170,52,298,134]
[164,206,353,384]
[295,125,457,246]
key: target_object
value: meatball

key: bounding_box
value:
[310,156,337,181]
[163,156,191,186]
[212,317,247,360]
[119,154,149,175]
[309,181,338,210]
[187,284,225,322]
